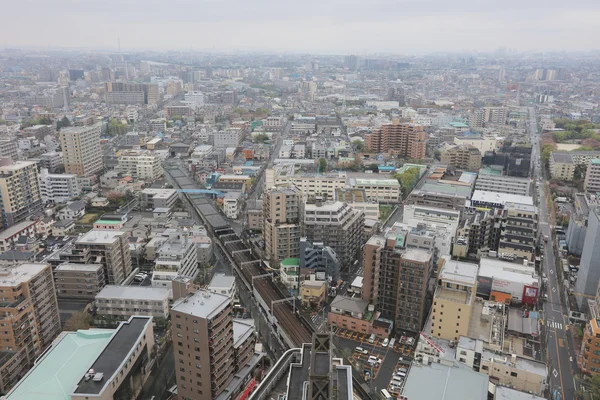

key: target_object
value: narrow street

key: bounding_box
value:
[530,107,576,399]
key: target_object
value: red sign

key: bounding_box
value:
[522,285,538,305]
[236,377,257,400]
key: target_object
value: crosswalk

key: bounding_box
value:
[547,320,563,330]
[311,313,326,332]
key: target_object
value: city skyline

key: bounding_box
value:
[2,0,600,54]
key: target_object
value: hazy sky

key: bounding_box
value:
[2,0,600,54]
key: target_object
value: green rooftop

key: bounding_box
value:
[479,167,503,176]
[280,258,300,266]
[592,159,600,165]
[5,329,115,400]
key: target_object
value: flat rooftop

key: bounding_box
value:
[402,248,432,263]
[233,319,254,348]
[402,360,488,400]
[3,329,115,400]
[287,343,311,400]
[55,263,102,272]
[96,285,169,301]
[76,230,124,245]
[209,273,235,289]
[495,386,544,400]
[73,316,151,395]
[439,259,478,286]
[471,190,533,206]
[0,264,47,286]
[171,289,231,319]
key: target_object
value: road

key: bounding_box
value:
[530,107,576,399]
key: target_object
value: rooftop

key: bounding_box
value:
[96,285,169,301]
[55,263,102,272]
[439,258,478,286]
[73,316,152,395]
[281,257,300,266]
[471,190,533,207]
[330,295,369,315]
[402,360,488,400]
[0,220,36,240]
[208,273,236,289]
[171,289,231,319]
[494,387,545,400]
[0,263,47,286]
[233,319,254,348]
[3,329,115,400]
[76,230,125,245]
[402,248,432,263]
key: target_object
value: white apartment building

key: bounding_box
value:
[184,91,204,108]
[152,229,198,289]
[212,129,243,148]
[95,285,170,319]
[223,193,240,219]
[403,204,461,236]
[263,116,284,131]
[39,168,81,203]
[266,169,347,199]
[59,124,103,177]
[116,150,163,180]
[279,145,292,158]
[475,172,531,196]
[349,178,401,203]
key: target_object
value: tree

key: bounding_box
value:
[318,158,328,173]
[64,311,93,331]
[56,116,71,130]
[106,118,127,136]
[352,140,364,152]
[574,163,587,180]
[107,191,125,207]
[393,167,421,198]
[434,149,442,161]
[254,133,270,143]
[540,144,555,164]
[367,163,379,172]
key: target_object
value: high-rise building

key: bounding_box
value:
[362,233,433,335]
[0,141,18,160]
[344,55,359,70]
[0,263,61,394]
[65,230,132,285]
[104,82,159,105]
[364,122,426,158]
[303,200,364,268]
[581,280,600,375]
[0,160,43,228]
[59,123,103,177]
[263,186,303,265]
[575,207,600,308]
[469,107,508,129]
[430,259,478,341]
[171,289,235,400]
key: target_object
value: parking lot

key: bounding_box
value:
[333,328,414,393]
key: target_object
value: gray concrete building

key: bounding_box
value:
[575,206,600,308]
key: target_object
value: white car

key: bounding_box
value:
[382,338,390,347]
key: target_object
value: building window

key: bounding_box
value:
[511,372,518,377]
[482,365,489,371]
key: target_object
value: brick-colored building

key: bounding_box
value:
[364,122,426,159]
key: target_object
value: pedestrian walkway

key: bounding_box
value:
[547,320,563,330]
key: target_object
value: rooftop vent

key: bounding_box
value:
[92,373,104,382]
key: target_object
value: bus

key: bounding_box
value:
[380,388,393,399]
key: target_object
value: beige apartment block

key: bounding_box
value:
[54,263,106,300]
[0,160,43,227]
[430,259,478,341]
[60,123,103,177]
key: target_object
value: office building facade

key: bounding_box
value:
[39,168,81,203]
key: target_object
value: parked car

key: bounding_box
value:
[382,338,390,347]
[355,347,368,355]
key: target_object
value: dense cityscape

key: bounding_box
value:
[0,47,598,400]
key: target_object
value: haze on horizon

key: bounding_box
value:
[2,0,600,54]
